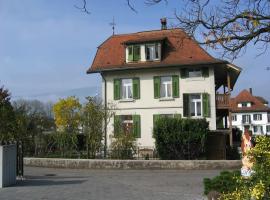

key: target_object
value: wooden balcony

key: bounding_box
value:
[216,94,230,109]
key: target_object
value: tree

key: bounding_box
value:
[81,97,104,158]
[138,0,270,59]
[12,99,56,156]
[53,96,82,134]
[53,97,82,157]
[0,86,16,142]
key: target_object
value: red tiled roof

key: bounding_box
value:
[87,29,222,73]
[255,96,269,105]
[230,90,270,112]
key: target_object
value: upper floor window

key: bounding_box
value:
[145,43,161,61]
[242,114,251,123]
[268,114,270,123]
[183,93,210,118]
[121,79,133,99]
[114,78,140,100]
[160,76,172,98]
[181,67,209,78]
[127,45,141,62]
[242,102,248,107]
[188,69,202,78]
[253,114,262,121]
[154,76,179,99]
[232,115,237,121]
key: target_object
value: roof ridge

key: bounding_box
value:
[111,28,182,37]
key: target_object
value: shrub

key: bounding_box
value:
[207,136,270,200]
[153,117,209,160]
[109,133,137,160]
[203,170,241,195]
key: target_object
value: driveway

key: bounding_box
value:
[0,167,221,200]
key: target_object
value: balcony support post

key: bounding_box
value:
[227,71,233,146]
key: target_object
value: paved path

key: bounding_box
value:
[0,167,221,200]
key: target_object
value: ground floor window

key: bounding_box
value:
[114,115,141,138]
[253,125,263,134]
[266,125,270,133]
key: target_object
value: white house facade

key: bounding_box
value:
[87,21,241,149]
[230,89,270,135]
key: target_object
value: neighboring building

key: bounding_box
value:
[87,19,241,149]
[230,89,270,135]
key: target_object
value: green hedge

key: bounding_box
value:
[153,117,209,160]
[203,170,241,195]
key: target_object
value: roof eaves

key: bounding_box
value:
[86,60,227,74]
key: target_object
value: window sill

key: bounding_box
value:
[159,97,175,101]
[186,77,205,81]
[119,99,135,102]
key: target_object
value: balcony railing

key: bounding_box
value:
[216,94,230,109]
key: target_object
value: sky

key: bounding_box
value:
[1,0,270,102]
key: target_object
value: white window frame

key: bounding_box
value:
[160,76,172,98]
[242,114,251,124]
[190,94,202,117]
[266,125,270,133]
[145,43,161,61]
[232,115,237,121]
[121,79,133,100]
[253,114,262,121]
[188,69,202,78]
[253,125,263,134]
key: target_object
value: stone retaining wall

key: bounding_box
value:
[24,158,242,170]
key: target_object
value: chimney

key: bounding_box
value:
[160,18,167,30]
[249,88,253,95]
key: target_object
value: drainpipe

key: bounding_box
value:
[101,73,107,158]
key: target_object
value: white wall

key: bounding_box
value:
[232,112,270,135]
[103,66,216,147]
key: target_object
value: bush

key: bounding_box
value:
[153,117,209,160]
[109,133,137,159]
[207,136,270,200]
[203,170,241,195]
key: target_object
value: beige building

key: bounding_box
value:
[87,21,241,149]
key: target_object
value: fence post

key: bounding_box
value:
[17,141,24,178]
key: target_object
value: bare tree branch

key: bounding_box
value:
[74,0,90,14]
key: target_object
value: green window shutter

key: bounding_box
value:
[114,115,122,137]
[174,114,181,119]
[132,78,140,99]
[114,79,121,100]
[172,75,179,98]
[132,115,141,138]
[183,93,190,117]
[203,93,211,117]
[154,76,161,99]
[128,46,133,61]
[202,67,209,77]
[180,68,187,78]
[133,45,141,61]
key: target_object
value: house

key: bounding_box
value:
[230,89,270,135]
[87,19,241,150]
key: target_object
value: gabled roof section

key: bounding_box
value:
[87,28,222,73]
[230,89,270,112]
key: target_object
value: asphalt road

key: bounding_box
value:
[0,167,221,200]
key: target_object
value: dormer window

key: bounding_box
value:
[127,45,141,62]
[145,43,161,61]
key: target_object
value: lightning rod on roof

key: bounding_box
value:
[109,16,116,35]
